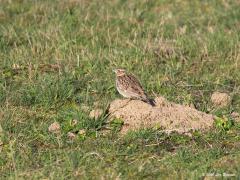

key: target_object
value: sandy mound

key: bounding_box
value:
[108,96,215,134]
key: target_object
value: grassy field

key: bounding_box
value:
[0,0,240,179]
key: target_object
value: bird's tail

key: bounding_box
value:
[142,97,156,106]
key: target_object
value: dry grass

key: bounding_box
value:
[0,0,240,179]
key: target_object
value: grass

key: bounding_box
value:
[0,0,240,179]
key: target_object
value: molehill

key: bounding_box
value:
[108,96,215,134]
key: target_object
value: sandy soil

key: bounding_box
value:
[108,96,215,134]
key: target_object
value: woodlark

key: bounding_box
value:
[113,68,155,106]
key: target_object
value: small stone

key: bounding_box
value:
[211,92,231,108]
[48,122,60,133]
[67,132,76,139]
[89,109,103,119]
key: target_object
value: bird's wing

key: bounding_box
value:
[126,74,147,99]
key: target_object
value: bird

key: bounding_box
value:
[113,68,155,106]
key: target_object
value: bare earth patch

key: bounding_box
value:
[108,96,215,134]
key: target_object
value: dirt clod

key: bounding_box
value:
[67,132,76,139]
[48,122,61,133]
[211,92,231,108]
[108,96,215,134]
[231,112,239,118]
[231,112,240,123]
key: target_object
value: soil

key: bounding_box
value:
[211,92,231,108]
[108,96,215,134]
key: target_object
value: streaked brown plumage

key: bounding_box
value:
[113,68,155,106]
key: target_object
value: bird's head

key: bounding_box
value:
[113,68,126,76]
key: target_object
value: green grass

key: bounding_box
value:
[0,0,240,179]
